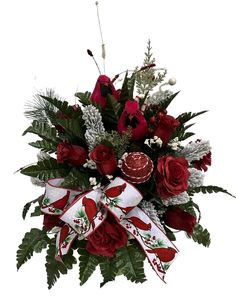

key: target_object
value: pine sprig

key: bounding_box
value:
[24,90,58,123]
[20,157,69,181]
[45,238,77,289]
[188,185,236,198]
[16,228,49,270]
[78,247,101,286]
[136,39,165,95]
[114,240,146,284]
[189,224,211,247]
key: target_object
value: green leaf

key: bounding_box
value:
[56,118,85,140]
[34,239,48,253]
[177,110,208,125]
[46,238,77,289]
[188,185,236,198]
[75,91,91,106]
[164,226,176,241]
[158,91,180,109]
[105,94,120,120]
[30,205,42,217]
[40,94,82,118]
[23,120,59,144]
[60,168,90,190]
[127,73,136,99]
[99,257,118,287]
[189,224,211,247]
[17,228,49,270]
[119,72,130,104]
[29,139,57,153]
[22,195,43,220]
[114,240,146,283]
[20,157,69,181]
[78,248,101,285]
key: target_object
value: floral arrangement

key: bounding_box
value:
[16,40,234,289]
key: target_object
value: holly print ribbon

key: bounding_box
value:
[42,177,178,282]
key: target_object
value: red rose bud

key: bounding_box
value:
[90,144,117,175]
[86,212,128,257]
[163,207,197,236]
[117,100,148,141]
[156,156,190,199]
[57,141,87,167]
[43,214,63,231]
[193,151,212,172]
[154,113,180,146]
[90,75,120,109]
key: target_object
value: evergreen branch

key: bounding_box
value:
[45,238,77,289]
[20,157,70,181]
[177,110,208,125]
[78,247,101,286]
[60,168,90,190]
[23,120,59,144]
[40,94,82,118]
[114,240,146,284]
[75,91,92,106]
[24,90,58,123]
[29,139,57,153]
[99,257,118,287]
[188,185,236,198]
[56,118,85,140]
[158,91,180,110]
[188,224,211,247]
[16,228,49,270]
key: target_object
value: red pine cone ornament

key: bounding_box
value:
[121,152,154,184]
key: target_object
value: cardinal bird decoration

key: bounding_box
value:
[90,75,120,109]
[105,183,127,198]
[42,191,70,212]
[82,196,98,229]
[128,216,152,231]
[146,247,177,263]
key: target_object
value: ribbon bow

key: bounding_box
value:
[41,177,178,282]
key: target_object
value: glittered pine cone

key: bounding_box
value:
[121,152,154,184]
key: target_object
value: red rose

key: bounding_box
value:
[57,141,87,166]
[43,214,63,231]
[163,207,197,235]
[156,156,190,199]
[90,144,117,175]
[86,212,128,257]
[117,100,148,141]
[193,151,212,172]
[91,75,120,109]
[154,112,180,146]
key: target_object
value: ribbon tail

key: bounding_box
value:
[120,207,179,282]
[55,224,78,261]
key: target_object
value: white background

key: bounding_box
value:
[1,0,236,296]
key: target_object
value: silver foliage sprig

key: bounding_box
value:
[177,140,211,162]
[82,105,105,151]
[188,168,205,187]
[162,191,190,206]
